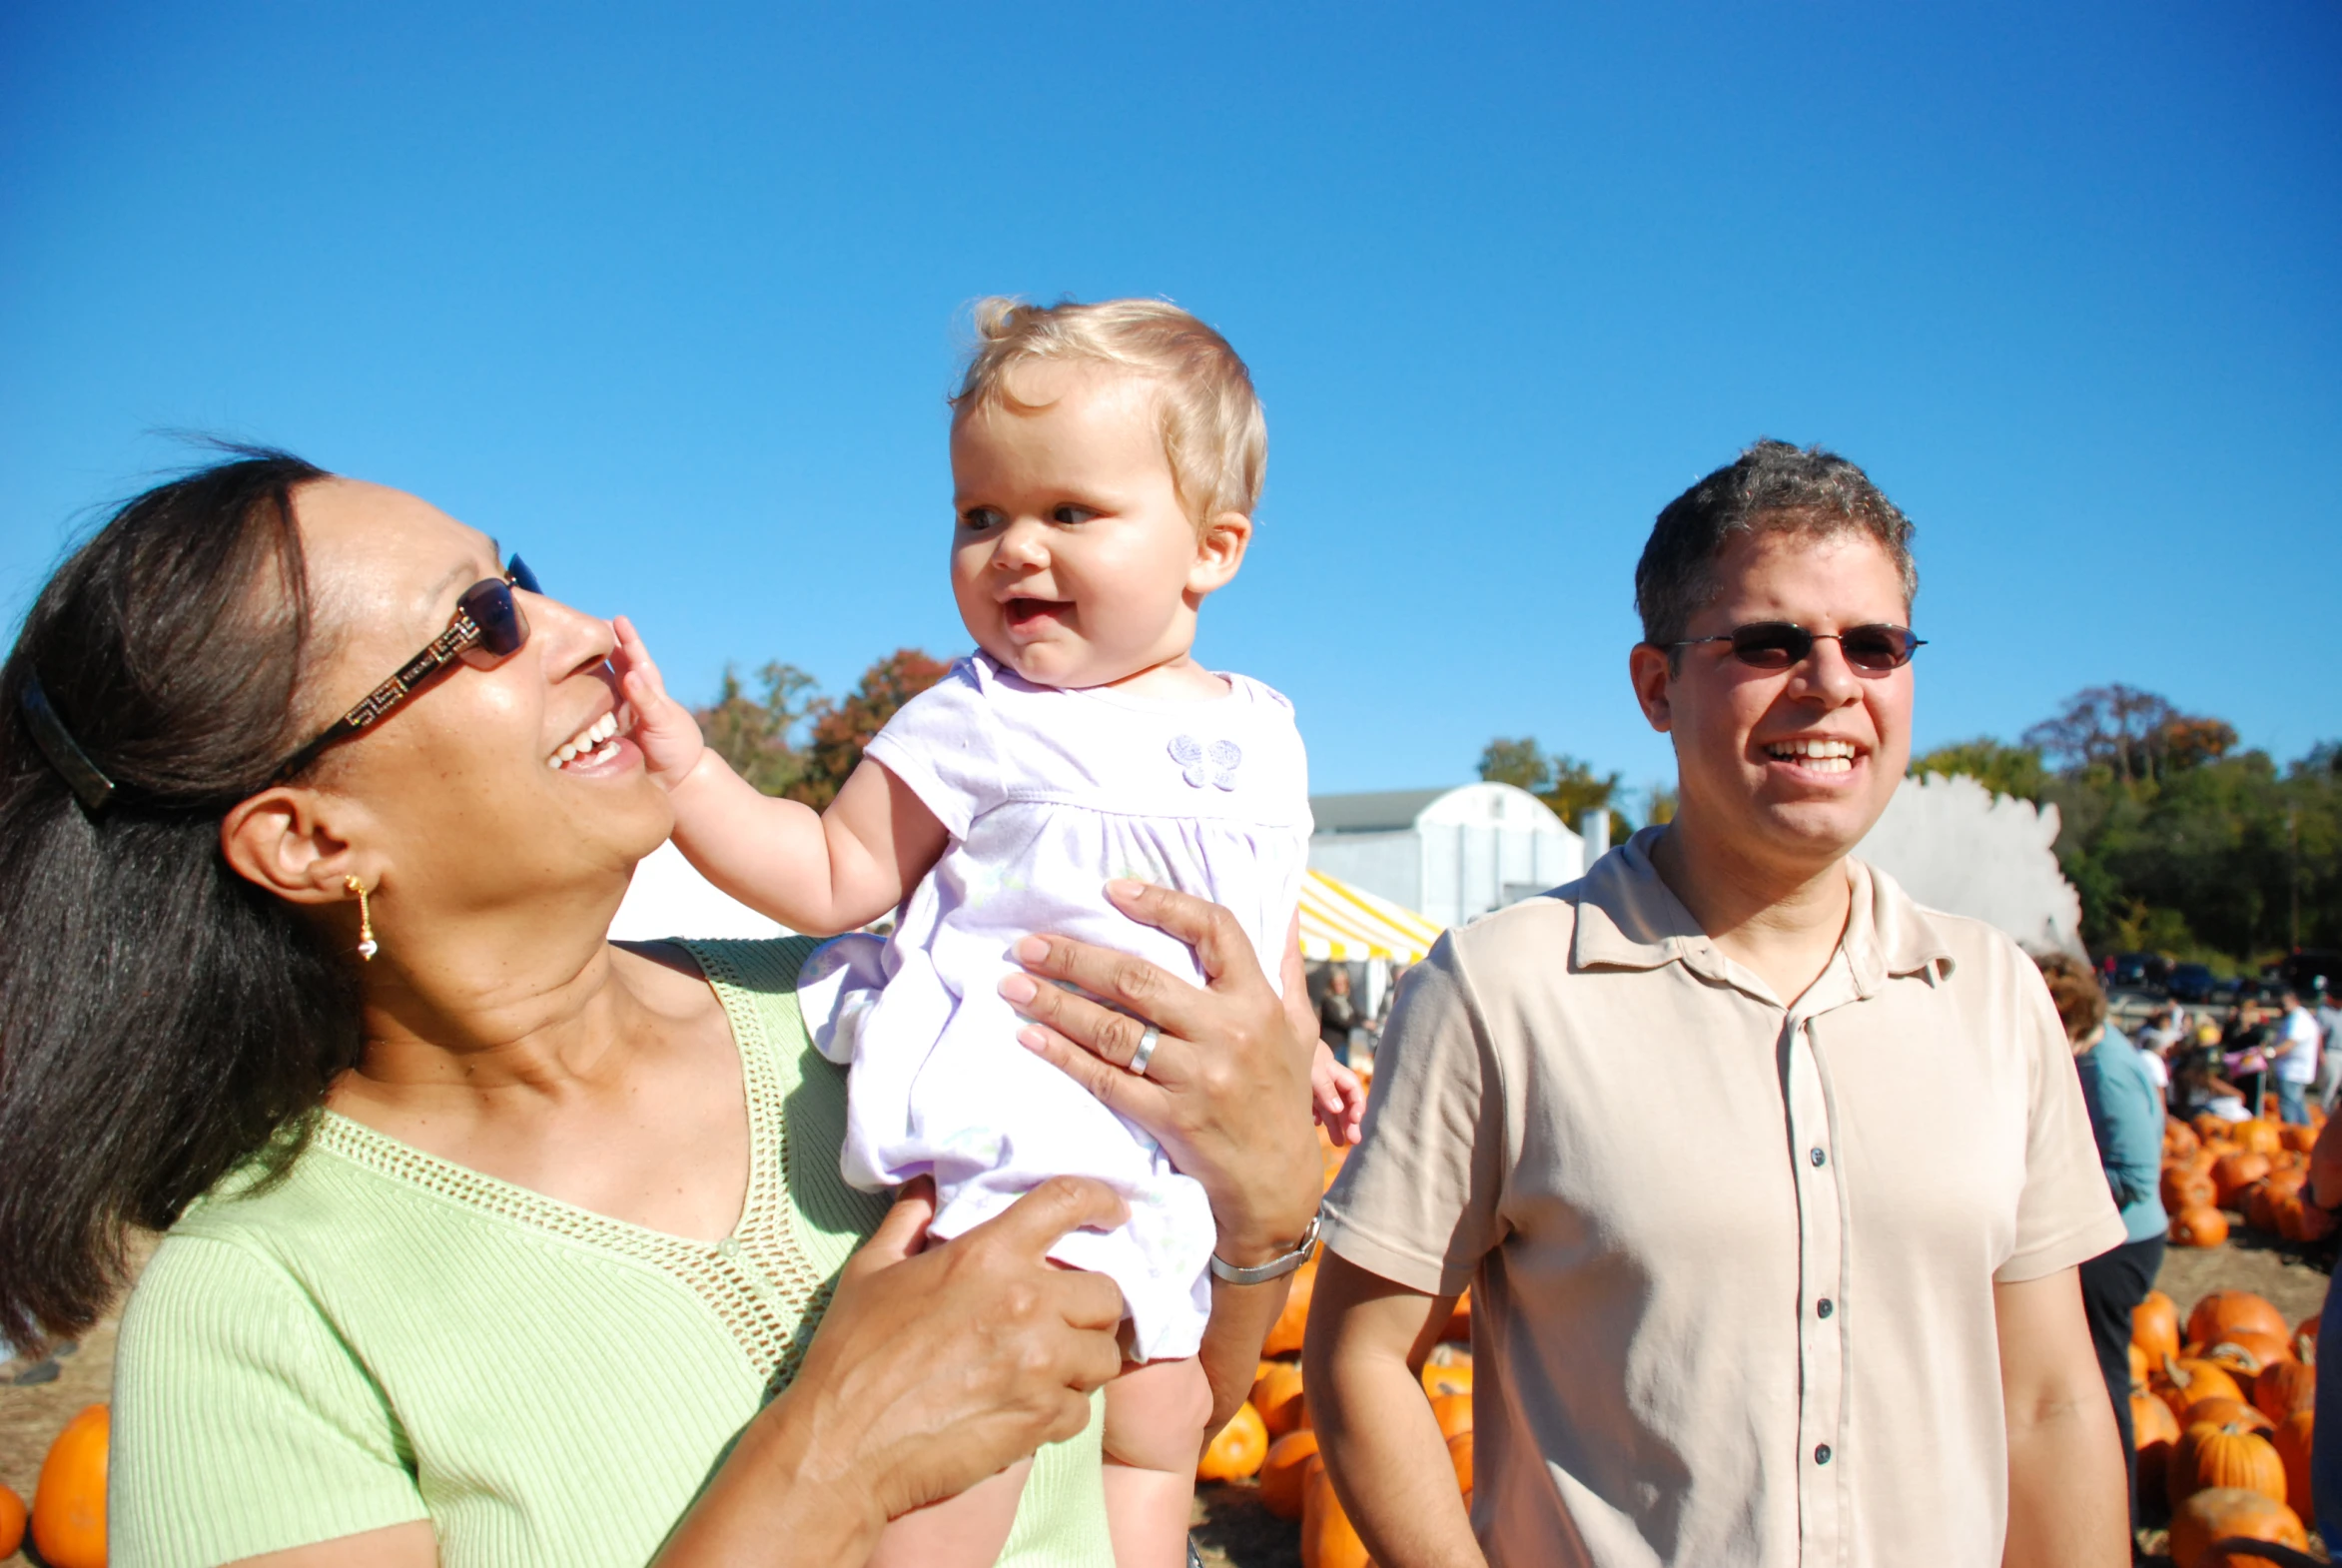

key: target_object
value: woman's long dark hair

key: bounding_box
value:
[0,450,367,1340]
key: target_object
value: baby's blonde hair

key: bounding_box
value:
[952,297,1266,529]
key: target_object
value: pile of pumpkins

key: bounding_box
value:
[1194,1091,1471,1568]
[2161,1112,2331,1249]
[0,1401,109,1566]
[2133,1285,2319,1565]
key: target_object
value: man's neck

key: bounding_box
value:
[1649,811,1855,1007]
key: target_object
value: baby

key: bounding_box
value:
[619,298,1357,1567]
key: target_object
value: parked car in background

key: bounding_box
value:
[2108,952,2170,991]
[2168,964,2217,1003]
[2277,949,2342,996]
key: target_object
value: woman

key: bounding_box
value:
[0,453,1327,1567]
[2036,952,2166,1535]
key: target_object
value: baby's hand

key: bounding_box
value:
[612,616,706,791]
[1311,1044,1366,1148]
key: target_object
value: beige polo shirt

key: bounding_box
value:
[1320,830,2123,1568]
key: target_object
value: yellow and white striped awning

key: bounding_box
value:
[1298,869,1445,964]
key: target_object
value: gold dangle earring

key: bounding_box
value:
[344,875,379,961]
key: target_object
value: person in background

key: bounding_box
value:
[1314,962,1364,1067]
[2272,989,2322,1126]
[2321,983,2342,1114]
[2134,1030,2170,1107]
[2173,1024,2249,1122]
[2224,1004,2272,1119]
[2037,951,2166,1536]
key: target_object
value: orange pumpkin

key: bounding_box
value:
[2281,1123,2320,1154]
[2164,1168,2218,1213]
[32,1402,108,1568]
[2193,1112,2231,1144]
[2135,1290,2184,1363]
[2158,1356,2247,1422]
[2168,1119,2203,1159]
[2167,1486,2307,1568]
[2233,1119,2284,1157]
[1430,1391,1473,1440]
[2167,1420,2287,1508]
[1421,1351,1474,1400]
[2248,1172,2307,1230]
[0,1485,23,1561]
[2191,1290,2292,1349]
[2299,1315,2322,1357]
[2180,1396,2273,1435]
[2280,1195,2338,1243]
[1447,1428,1474,1497]
[2253,1351,2316,1423]
[2128,1342,2150,1387]
[2171,1205,2230,1247]
[1262,1255,1319,1358]
[2199,1331,2292,1379]
[1252,1360,1309,1438]
[2135,1391,2182,1513]
[1300,1455,1372,1568]
[2268,1408,2314,1517]
[2214,1153,2274,1206]
[1259,1430,1321,1520]
[1198,1401,1270,1482]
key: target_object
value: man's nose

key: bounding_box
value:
[1796,637,1866,704]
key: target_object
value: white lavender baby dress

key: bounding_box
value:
[797,651,1311,1360]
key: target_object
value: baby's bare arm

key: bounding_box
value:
[614,617,947,935]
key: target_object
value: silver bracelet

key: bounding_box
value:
[1207,1213,1321,1286]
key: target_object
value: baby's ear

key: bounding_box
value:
[1188,510,1253,595]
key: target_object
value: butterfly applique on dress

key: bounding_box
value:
[1169,734,1242,791]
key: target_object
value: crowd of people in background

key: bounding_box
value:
[2122,977,2342,1128]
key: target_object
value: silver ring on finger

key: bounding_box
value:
[1127,1025,1161,1078]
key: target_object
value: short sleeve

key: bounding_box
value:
[112,1234,425,1568]
[1995,965,2128,1283]
[860,658,1001,840]
[1319,934,1510,1297]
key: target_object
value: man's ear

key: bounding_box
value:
[1186,511,1253,597]
[220,787,369,906]
[1629,644,1676,734]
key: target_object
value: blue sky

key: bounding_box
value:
[4,3,2336,812]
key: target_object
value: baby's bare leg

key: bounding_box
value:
[1102,1354,1213,1568]
[866,1455,1032,1568]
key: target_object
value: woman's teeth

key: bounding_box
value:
[547,711,623,770]
[1767,738,1858,774]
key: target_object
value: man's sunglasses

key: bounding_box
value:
[1668,621,1926,674]
[272,555,540,780]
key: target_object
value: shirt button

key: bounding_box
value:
[1815,1444,1833,1464]
[1810,1147,1827,1168]
[1817,1298,1835,1318]
[717,1238,740,1257]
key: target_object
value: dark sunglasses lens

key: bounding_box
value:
[1728,624,1812,669]
[456,580,528,665]
[506,554,542,595]
[1841,627,1917,670]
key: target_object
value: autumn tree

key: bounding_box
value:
[1476,737,1629,842]
[789,648,950,809]
[2019,684,2234,785]
[693,661,818,797]
[1911,737,2047,802]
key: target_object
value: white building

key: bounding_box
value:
[1308,783,1585,929]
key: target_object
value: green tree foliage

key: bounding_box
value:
[1923,685,2336,966]
[692,648,948,810]
[1476,737,1631,843]
[1911,737,2047,802]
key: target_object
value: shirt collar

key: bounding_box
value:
[1574,827,1957,1001]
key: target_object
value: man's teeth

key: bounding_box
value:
[1768,738,1858,773]
[547,712,623,770]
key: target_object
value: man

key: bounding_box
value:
[2321,982,2342,1114]
[1306,441,2127,1567]
[2272,989,2322,1125]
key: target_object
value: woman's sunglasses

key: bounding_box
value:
[1668,621,1926,674]
[272,555,540,780]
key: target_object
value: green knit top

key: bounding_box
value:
[110,937,1111,1568]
